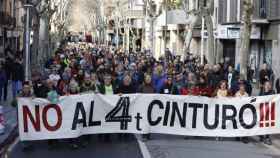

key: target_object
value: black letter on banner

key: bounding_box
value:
[203,104,219,129]
[72,102,87,130]
[163,101,171,126]
[88,101,101,127]
[147,100,163,126]
[189,103,203,128]
[222,105,237,129]
[170,102,187,127]
[23,105,41,132]
[239,104,257,129]
[135,113,143,131]
[105,97,132,130]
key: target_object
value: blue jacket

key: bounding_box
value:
[0,70,7,87]
[152,74,166,93]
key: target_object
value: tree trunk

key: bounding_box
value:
[239,0,253,79]
[31,13,40,69]
[184,14,200,53]
[204,14,214,65]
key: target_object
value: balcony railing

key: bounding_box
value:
[0,11,16,28]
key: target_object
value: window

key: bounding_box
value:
[259,0,266,18]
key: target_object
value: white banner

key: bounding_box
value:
[18,94,280,141]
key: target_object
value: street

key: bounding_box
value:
[8,134,280,158]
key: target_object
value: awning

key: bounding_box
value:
[155,9,190,26]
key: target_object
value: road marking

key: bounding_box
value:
[4,137,19,158]
[135,135,152,158]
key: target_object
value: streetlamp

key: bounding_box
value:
[23,4,33,81]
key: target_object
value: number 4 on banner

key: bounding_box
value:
[105,97,132,130]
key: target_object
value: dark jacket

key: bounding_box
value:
[116,84,136,94]
[138,84,155,93]
[224,71,239,89]
[276,78,280,94]
[160,83,179,95]
[0,70,7,87]
[11,62,24,81]
[97,82,117,94]
[260,90,275,96]
[33,81,49,98]
[259,69,273,85]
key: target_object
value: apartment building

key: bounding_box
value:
[217,0,280,80]
[0,0,17,56]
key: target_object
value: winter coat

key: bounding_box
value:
[11,62,24,81]
[0,70,7,87]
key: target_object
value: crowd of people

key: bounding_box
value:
[0,42,279,150]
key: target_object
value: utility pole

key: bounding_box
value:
[164,0,167,54]
[200,16,205,65]
[24,4,33,81]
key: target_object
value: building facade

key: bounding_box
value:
[0,0,20,57]
[217,0,280,80]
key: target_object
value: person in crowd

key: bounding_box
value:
[49,67,61,87]
[259,81,274,145]
[68,76,80,95]
[225,65,239,91]
[3,56,13,101]
[210,64,223,90]
[19,81,34,151]
[0,63,7,102]
[116,74,136,94]
[115,74,136,140]
[231,75,252,96]
[160,75,179,95]
[197,75,212,97]
[33,74,49,98]
[11,57,24,98]
[173,72,186,94]
[97,73,116,95]
[259,63,274,94]
[80,73,96,93]
[138,74,155,94]
[276,77,280,94]
[215,80,232,98]
[152,65,166,93]
[235,82,249,97]
[234,82,250,144]
[138,74,155,141]
[57,73,70,95]
[96,74,116,141]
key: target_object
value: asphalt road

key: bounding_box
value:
[8,134,280,158]
[9,134,143,158]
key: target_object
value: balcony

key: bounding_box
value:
[0,11,16,28]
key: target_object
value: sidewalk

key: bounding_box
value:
[0,83,18,154]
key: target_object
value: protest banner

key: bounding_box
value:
[17,94,280,141]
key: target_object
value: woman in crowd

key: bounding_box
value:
[215,80,232,98]
[259,81,274,145]
[235,82,249,144]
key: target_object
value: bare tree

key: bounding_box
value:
[239,0,253,79]
[182,0,215,65]
[28,0,57,68]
